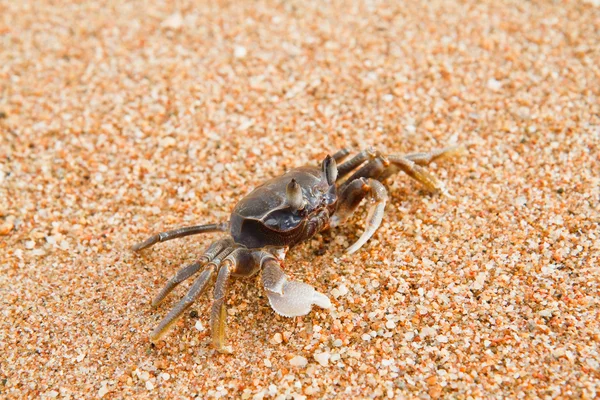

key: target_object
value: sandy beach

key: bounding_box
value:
[1,0,599,398]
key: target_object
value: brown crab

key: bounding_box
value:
[133,145,462,353]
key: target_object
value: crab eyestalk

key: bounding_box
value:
[322,155,337,185]
[286,178,305,211]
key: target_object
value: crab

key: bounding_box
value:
[132,145,462,353]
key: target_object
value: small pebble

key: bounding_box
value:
[487,78,503,91]
[271,333,283,344]
[313,352,330,366]
[423,120,435,131]
[289,356,308,367]
[195,320,204,332]
[234,46,248,59]
[515,195,527,206]
[539,309,553,317]
[0,221,13,235]
[161,13,183,29]
[331,284,349,298]
[159,373,170,381]
[98,385,109,398]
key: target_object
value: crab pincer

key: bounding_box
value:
[261,257,331,317]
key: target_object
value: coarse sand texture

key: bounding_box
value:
[1,0,599,398]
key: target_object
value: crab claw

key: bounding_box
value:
[262,258,332,318]
[266,281,332,317]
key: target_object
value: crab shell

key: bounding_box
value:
[230,166,337,249]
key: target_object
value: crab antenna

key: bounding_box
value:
[322,155,337,185]
[286,179,304,210]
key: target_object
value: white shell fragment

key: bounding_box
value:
[267,281,332,318]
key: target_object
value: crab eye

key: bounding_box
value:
[322,155,337,185]
[286,179,305,211]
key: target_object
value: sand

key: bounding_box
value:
[1,0,599,398]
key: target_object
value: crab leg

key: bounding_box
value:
[339,156,388,191]
[132,222,229,251]
[383,146,464,195]
[336,148,378,180]
[150,264,215,342]
[332,178,388,254]
[149,243,235,342]
[261,256,331,318]
[403,145,464,165]
[151,238,233,307]
[331,179,368,227]
[331,148,351,163]
[208,248,261,353]
[210,264,231,353]
[387,156,449,195]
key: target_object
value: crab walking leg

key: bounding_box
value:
[336,148,378,180]
[403,145,465,166]
[345,181,387,254]
[210,248,261,353]
[150,244,236,342]
[331,178,388,254]
[382,146,464,195]
[211,264,231,353]
[387,156,451,195]
[132,222,229,251]
[150,264,216,342]
[332,177,387,224]
[339,156,389,191]
[151,238,233,307]
[261,256,332,318]
[331,148,351,163]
